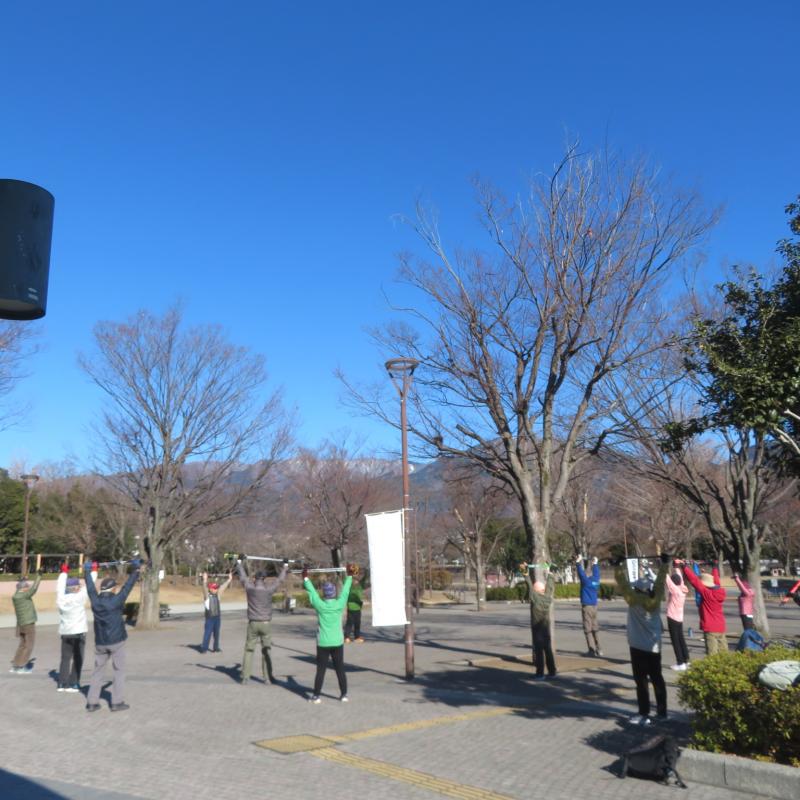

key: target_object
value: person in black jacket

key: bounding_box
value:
[84,559,141,712]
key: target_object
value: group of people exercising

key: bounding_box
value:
[7,552,799,719]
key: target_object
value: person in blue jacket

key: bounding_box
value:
[576,555,603,656]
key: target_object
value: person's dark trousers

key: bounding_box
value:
[630,647,667,717]
[59,634,85,686]
[201,616,221,652]
[740,614,754,630]
[344,610,361,640]
[313,645,347,696]
[532,622,556,676]
[667,617,689,664]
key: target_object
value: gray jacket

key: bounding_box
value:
[236,561,288,622]
[615,563,667,653]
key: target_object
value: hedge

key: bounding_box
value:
[677,646,800,766]
[486,582,616,602]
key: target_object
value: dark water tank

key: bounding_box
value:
[0,179,55,320]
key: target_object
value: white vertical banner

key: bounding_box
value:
[626,557,640,585]
[365,509,407,627]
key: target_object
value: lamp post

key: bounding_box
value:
[385,357,419,680]
[20,473,39,578]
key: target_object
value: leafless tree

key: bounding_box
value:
[440,465,511,610]
[609,346,793,633]
[80,306,292,628]
[343,144,713,650]
[290,437,391,568]
[0,321,37,430]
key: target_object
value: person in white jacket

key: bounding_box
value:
[56,562,96,692]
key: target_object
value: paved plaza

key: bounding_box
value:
[2,597,797,800]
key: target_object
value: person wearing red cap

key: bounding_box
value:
[679,560,727,655]
[200,570,233,653]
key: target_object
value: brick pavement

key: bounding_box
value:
[2,598,796,800]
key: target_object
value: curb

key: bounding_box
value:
[678,747,800,799]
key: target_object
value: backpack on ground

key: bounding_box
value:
[619,733,686,788]
[757,660,800,691]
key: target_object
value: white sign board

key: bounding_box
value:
[365,509,407,627]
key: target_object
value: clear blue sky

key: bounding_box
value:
[0,1,797,472]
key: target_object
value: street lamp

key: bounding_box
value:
[20,473,39,578]
[385,357,419,680]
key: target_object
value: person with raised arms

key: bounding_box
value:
[304,564,353,704]
[55,561,97,691]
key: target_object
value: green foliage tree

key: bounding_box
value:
[0,470,27,554]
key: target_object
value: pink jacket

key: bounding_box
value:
[733,575,754,617]
[665,573,688,622]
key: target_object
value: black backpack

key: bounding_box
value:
[620,734,686,788]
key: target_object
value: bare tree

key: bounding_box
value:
[291,438,391,567]
[610,349,792,633]
[0,321,37,430]
[441,465,511,610]
[343,145,713,651]
[80,307,291,628]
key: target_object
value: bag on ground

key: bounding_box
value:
[620,734,686,788]
[757,660,800,691]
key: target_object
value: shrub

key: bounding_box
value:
[430,569,453,590]
[677,646,800,765]
[272,592,311,609]
[486,586,527,602]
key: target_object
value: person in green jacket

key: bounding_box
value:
[10,572,42,674]
[344,563,364,643]
[304,564,353,704]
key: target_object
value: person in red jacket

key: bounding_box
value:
[678,560,727,655]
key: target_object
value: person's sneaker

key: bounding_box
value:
[656,712,669,722]
[213,648,222,653]
[57,684,66,692]
[309,695,321,704]
[355,637,365,643]
[66,685,80,693]
[670,664,683,670]
[110,702,130,712]
[627,714,652,726]
[344,637,351,643]
[8,667,21,674]
[19,666,33,674]
[595,649,604,657]
[533,674,547,681]
[585,650,597,657]
[340,695,349,703]
[240,679,249,685]
[680,663,689,671]
[86,704,101,712]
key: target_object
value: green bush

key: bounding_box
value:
[677,646,800,765]
[486,585,527,601]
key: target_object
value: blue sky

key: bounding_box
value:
[0,1,797,472]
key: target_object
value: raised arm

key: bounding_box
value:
[235,559,249,587]
[219,572,233,594]
[335,576,353,611]
[117,567,141,604]
[303,576,324,612]
[201,572,209,601]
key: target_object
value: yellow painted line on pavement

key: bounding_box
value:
[311,747,516,800]
[326,706,515,743]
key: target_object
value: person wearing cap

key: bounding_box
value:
[520,562,556,680]
[9,571,42,674]
[304,565,353,703]
[200,570,233,653]
[55,562,97,691]
[665,562,689,671]
[344,564,364,644]
[236,556,289,685]
[84,559,141,712]
[575,554,603,656]
[615,553,670,726]
[680,560,727,655]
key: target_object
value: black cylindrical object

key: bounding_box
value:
[0,179,55,320]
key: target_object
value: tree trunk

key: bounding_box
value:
[475,559,484,612]
[747,549,769,635]
[138,540,162,629]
